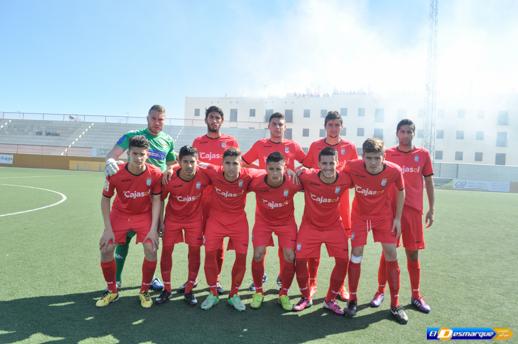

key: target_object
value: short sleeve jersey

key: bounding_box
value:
[303,138,358,171]
[192,134,239,165]
[384,146,433,212]
[162,167,210,223]
[103,163,162,214]
[248,172,303,226]
[201,165,260,216]
[116,128,176,172]
[242,138,306,170]
[345,159,405,221]
[299,169,352,229]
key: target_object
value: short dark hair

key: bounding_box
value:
[396,118,415,133]
[318,147,337,161]
[268,112,285,123]
[324,111,343,126]
[129,135,150,150]
[205,105,224,119]
[362,138,384,154]
[266,151,285,164]
[223,147,241,159]
[148,104,165,115]
[179,145,198,160]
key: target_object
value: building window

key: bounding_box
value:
[375,108,384,122]
[358,108,365,117]
[474,152,483,162]
[356,147,363,156]
[435,150,443,160]
[285,109,293,123]
[374,128,384,139]
[285,128,292,139]
[456,130,464,140]
[417,129,424,138]
[495,153,506,165]
[302,128,310,137]
[457,109,466,118]
[265,109,273,122]
[455,151,463,161]
[249,108,256,117]
[230,108,238,122]
[303,147,309,153]
[476,131,484,140]
[303,109,310,118]
[321,109,327,118]
[497,111,509,125]
[340,128,346,136]
[319,129,325,137]
[357,128,364,137]
[194,108,200,117]
[436,130,444,139]
[496,132,508,147]
[340,108,348,117]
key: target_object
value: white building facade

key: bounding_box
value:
[185,93,517,166]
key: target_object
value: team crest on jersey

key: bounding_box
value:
[283,189,289,198]
[296,243,302,251]
[146,178,152,187]
[341,148,346,155]
[285,147,290,153]
[381,178,387,187]
[414,155,420,162]
[221,142,227,148]
[335,186,341,194]
[196,181,201,190]
[238,180,243,188]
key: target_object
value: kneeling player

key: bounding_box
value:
[344,138,408,324]
[248,152,302,311]
[96,135,162,308]
[294,147,351,315]
[200,148,260,311]
[156,145,209,306]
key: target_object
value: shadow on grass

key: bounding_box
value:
[0,286,397,344]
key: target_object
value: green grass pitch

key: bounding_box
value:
[0,167,516,344]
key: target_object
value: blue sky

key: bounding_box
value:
[0,0,516,117]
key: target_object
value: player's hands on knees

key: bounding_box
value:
[99,229,115,249]
[105,158,121,177]
[425,209,434,228]
[287,169,301,185]
[392,218,402,239]
[145,230,159,251]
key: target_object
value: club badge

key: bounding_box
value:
[283,189,289,197]
[221,142,227,148]
[341,148,346,155]
[335,186,341,194]
[196,181,201,190]
[381,178,387,187]
[285,147,290,153]
[238,180,243,188]
[414,155,420,162]
[146,178,152,187]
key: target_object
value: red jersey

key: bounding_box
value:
[299,169,352,229]
[303,138,358,171]
[249,172,302,226]
[162,167,210,223]
[385,146,433,213]
[345,159,404,220]
[192,134,239,165]
[103,163,162,214]
[242,138,306,170]
[201,165,259,216]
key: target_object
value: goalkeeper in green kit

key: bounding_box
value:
[104,104,176,291]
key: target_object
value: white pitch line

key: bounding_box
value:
[0,174,79,180]
[0,184,68,217]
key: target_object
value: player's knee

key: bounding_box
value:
[253,247,266,261]
[351,246,364,257]
[350,255,363,264]
[143,244,157,260]
[383,246,398,261]
[100,244,114,259]
[283,249,295,263]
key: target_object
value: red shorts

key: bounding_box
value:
[400,206,425,250]
[351,217,397,248]
[204,213,249,254]
[110,211,151,245]
[339,191,352,238]
[163,220,203,247]
[252,217,297,250]
[296,220,348,259]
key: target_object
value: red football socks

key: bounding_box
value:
[160,245,174,292]
[386,260,401,308]
[230,253,247,297]
[251,257,265,294]
[325,257,349,303]
[295,258,310,299]
[101,260,117,293]
[140,258,157,293]
[348,261,361,302]
[407,258,421,299]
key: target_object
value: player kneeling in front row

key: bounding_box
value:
[248,152,302,311]
[156,145,210,306]
[294,147,351,315]
[96,135,162,308]
[344,138,408,324]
